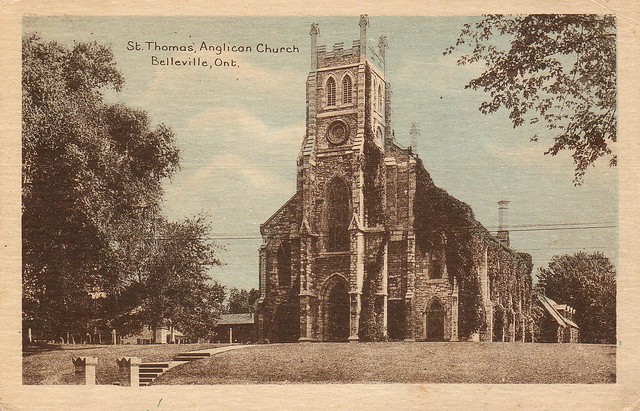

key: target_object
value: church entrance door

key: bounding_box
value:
[325,279,350,342]
[275,302,299,343]
[426,298,445,341]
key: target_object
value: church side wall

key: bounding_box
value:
[487,243,534,342]
[413,247,455,341]
[258,197,302,343]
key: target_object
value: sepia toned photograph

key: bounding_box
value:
[20,13,617,390]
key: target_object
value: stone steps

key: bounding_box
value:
[137,362,172,386]
[113,346,250,386]
[172,352,211,361]
[135,351,215,385]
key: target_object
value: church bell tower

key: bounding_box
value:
[296,15,391,341]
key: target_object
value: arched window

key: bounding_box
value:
[326,77,336,107]
[342,76,353,104]
[277,241,291,286]
[326,177,350,251]
[377,85,383,112]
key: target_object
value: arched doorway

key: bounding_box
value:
[425,298,445,341]
[323,276,350,341]
[275,302,299,343]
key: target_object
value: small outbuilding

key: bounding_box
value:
[536,295,579,343]
[214,313,255,343]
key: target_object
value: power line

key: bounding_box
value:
[516,246,616,251]
[498,225,616,233]
[204,224,617,240]
[484,221,616,230]
[120,221,617,241]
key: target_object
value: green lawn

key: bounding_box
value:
[153,342,615,384]
[22,343,223,385]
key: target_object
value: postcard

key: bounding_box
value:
[1,3,638,410]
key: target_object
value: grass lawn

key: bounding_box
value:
[22,343,223,385]
[153,342,615,384]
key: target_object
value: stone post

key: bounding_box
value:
[509,310,516,342]
[117,357,142,387]
[404,231,416,341]
[348,214,364,342]
[298,294,314,342]
[529,318,536,343]
[309,23,319,71]
[257,244,267,342]
[483,301,493,342]
[348,292,362,342]
[111,329,117,345]
[450,292,459,341]
[72,357,97,385]
[359,14,369,61]
[379,241,388,338]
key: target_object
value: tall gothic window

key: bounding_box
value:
[277,241,291,286]
[326,177,350,251]
[342,76,353,104]
[327,77,336,107]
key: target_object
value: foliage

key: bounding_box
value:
[22,34,221,341]
[414,161,485,338]
[414,160,533,339]
[104,217,225,340]
[226,288,260,314]
[359,235,388,341]
[445,14,616,183]
[537,252,616,344]
[362,126,386,227]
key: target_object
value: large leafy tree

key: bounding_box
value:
[22,34,221,342]
[537,252,616,344]
[445,15,616,183]
[110,217,225,340]
[225,288,260,314]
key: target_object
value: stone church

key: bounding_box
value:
[255,16,535,343]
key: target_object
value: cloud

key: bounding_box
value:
[184,152,286,192]
[162,106,303,225]
[183,106,303,148]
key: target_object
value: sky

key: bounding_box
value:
[24,16,618,291]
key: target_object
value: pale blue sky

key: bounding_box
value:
[25,16,618,291]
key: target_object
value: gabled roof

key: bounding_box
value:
[538,295,579,329]
[217,313,254,325]
[260,193,299,230]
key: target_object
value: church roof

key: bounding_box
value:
[217,313,255,325]
[538,295,579,329]
[260,192,299,231]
